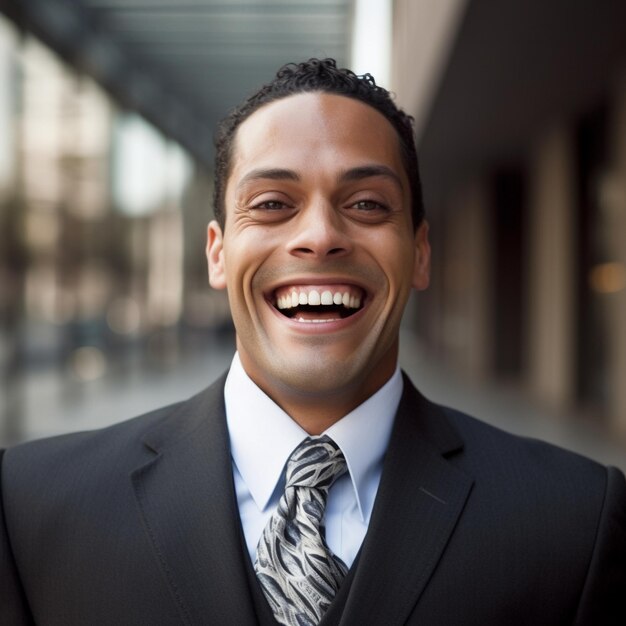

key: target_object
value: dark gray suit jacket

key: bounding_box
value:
[1,373,625,625]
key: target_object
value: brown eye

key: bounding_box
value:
[254,200,290,211]
[351,200,389,212]
[248,198,296,223]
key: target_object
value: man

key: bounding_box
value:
[1,58,625,625]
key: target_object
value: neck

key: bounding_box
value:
[242,364,395,436]
[272,390,365,435]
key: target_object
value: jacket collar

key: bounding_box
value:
[325,374,473,625]
[132,371,473,626]
[132,373,260,625]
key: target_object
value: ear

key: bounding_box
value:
[206,220,227,290]
[412,220,431,291]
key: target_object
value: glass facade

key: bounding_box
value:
[0,16,231,445]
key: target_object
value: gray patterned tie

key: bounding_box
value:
[254,436,349,626]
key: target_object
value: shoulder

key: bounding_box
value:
[3,401,177,479]
[401,374,613,486]
[400,375,623,525]
[442,403,611,485]
[397,378,626,620]
[1,373,227,496]
[441,404,626,618]
[432,402,626,542]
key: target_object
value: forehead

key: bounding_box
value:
[228,92,405,180]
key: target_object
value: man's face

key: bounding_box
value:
[207,92,430,407]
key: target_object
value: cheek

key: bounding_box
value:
[221,251,248,307]
[372,235,415,281]
[222,243,268,313]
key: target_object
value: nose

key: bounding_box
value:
[287,200,352,260]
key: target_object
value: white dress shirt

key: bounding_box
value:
[224,352,402,567]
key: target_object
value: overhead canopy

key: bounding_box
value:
[4,0,352,167]
[418,0,626,206]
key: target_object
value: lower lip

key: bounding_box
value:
[267,301,367,333]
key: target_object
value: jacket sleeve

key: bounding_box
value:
[0,449,35,626]
[574,466,626,626]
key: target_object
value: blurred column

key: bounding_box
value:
[442,179,492,380]
[0,16,23,444]
[392,0,468,138]
[147,205,184,351]
[492,167,527,379]
[112,114,184,364]
[526,127,576,411]
[607,75,626,439]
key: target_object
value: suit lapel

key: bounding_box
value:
[338,376,474,626]
[129,372,472,625]
[131,374,259,625]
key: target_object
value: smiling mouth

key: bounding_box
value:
[272,285,365,323]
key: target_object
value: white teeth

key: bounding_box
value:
[275,287,363,310]
[308,290,320,305]
[321,290,333,305]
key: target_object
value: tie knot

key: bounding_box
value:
[285,436,347,491]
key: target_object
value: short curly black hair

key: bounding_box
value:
[213,58,424,230]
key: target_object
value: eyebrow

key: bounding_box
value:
[338,165,404,190]
[237,168,300,190]
[235,164,404,191]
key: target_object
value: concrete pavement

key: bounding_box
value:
[3,328,624,472]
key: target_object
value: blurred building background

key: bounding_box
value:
[394,0,626,454]
[0,0,624,469]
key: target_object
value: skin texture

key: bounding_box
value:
[207,92,430,434]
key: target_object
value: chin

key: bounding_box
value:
[271,355,367,397]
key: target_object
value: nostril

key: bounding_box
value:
[291,246,348,257]
[292,246,347,257]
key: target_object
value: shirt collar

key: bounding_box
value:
[224,352,402,521]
